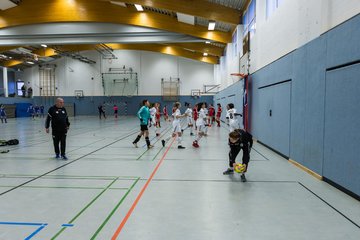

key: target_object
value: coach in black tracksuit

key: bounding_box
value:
[223,129,253,181]
[45,98,70,160]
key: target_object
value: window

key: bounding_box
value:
[17,81,24,96]
[243,0,256,37]
[266,0,283,19]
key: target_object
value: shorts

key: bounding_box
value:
[140,125,148,131]
[172,122,181,133]
[197,124,206,132]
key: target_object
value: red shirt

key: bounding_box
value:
[209,106,215,116]
[216,106,222,117]
[156,107,161,120]
[163,106,168,116]
[193,107,198,121]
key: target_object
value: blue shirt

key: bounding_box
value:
[137,106,150,125]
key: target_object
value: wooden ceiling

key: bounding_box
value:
[0,0,249,67]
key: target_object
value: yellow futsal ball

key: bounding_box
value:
[234,163,246,173]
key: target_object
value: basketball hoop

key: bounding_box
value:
[230,73,247,83]
[191,89,201,99]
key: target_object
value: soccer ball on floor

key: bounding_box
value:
[234,163,246,173]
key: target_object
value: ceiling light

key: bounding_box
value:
[203,53,208,56]
[26,61,35,65]
[208,21,216,31]
[134,4,143,11]
[41,44,47,48]
[205,41,211,44]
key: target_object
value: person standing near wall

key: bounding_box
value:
[0,104,7,123]
[27,87,33,98]
[132,99,153,149]
[45,98,70,160]
[21,85,26,97]
[216,103,222,127]
[98,103,106,119]
[113,104,118,119]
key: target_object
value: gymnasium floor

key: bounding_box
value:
[0,116,359,240]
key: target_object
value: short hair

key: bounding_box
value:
[228,103,234,109]
[142,99,148,105]
[229,130,240,139]
[173,102,181,108]
[217,103,221,107]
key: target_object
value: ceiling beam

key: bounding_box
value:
[118,0,241,25]
[0,46,18,53]
[0,59,23,67]
[0,0,232,43]
[168,42,224,57]
[107,43,219,64]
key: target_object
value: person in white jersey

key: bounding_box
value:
[172,102,188,149]
[192,102,207,148]
[226,103,242,132]
[149,104,157,127]
[184,102,194,136]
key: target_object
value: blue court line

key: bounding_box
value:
[25,224,47,240]
[0,222,45,226]
[61,224,74,227]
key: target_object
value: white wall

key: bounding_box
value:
[215,0,360,89]
[23,50,214,96]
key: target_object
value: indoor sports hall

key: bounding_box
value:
[0,1,359,240]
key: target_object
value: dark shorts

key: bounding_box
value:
[114,110,118,114]
[140,125,148,131]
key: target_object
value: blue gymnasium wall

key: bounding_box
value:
[214,14,360,197]
[32,95,213,116]
[214,80,244,124]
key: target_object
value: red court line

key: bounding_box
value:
[111,137,176,240]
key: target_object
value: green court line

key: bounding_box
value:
[90,177,140,240]
[136,124,173,161]
[51,177,120,240]
[151,147,164,161]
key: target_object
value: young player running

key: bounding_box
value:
[132,100,153,149]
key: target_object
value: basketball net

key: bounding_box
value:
[230,73,247,83]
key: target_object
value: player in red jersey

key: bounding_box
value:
[208,104,215,126]
[216,103,222,127]
[193,103,198,130]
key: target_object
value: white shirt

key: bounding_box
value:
[196,108,206,126]
[185,108,192,118]
[172,109,181,124]
[149,107,156,116]
[226,108,239,130]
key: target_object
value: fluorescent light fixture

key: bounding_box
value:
[208,21,216,30]
[110,1,127,7]
[203,53,208,56]
[205,41,211,44]
[26,61,35,65]
[41,44,47,48]
[134,4,143,11]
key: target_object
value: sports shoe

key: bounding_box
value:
[147,145,154,149]
[61,155,68,160]
[181,129,184,133]
[241,174,247,182]
[223,168,234,175]
[192,141,199,148]
[156,133,160,137]
[133,142,138,148]
[178,145,185,149]
[190,133,194,136]
[161,140,165,147]
[55,154,60,159]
